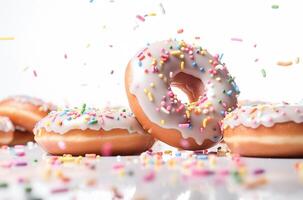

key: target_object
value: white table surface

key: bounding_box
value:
[0,142,303,200]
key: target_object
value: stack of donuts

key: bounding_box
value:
[2,39,303,158]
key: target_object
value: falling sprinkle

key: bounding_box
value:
[277,61,293,67]
[261,69,266,78]
[194,36,200,40]
[110,70,114,75]
[23,67,29,72]
[148,12,157,16]
[177,29,184,34]
[253,44,257,48]
[90,0,94,2]
[295,57,300,64]
[231,38,243,42]
[33,70,37,77]
[136,15,145,22]
[64,54,67,59]
[272,4,279,9]
[0,37,15,40]
[159,3,166,14]
[86,43,91,48]
[254,58,259,62]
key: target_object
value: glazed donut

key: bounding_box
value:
[223,102,303,157]
[0,116,14,145]
[0,95,54,132]
[125,39,239,150]
[34,106,155,155]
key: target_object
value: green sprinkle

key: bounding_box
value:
[272,4,279,9]
[0,182,8,188]
[261,69,266,78]
[81,103,86,114]
[88,119,98,125]
[25,186,32,193]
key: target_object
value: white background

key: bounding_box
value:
[1,0,303,107]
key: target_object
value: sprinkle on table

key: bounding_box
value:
[261,69,266,78]
[0,37,15,40]
[277,60,293,67]
[136,15,145,22]
[33,70,38,77]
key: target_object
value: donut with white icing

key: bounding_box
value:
[0,95,54,132]
[125,39,239,150]
[223,102,303,157]
[0,116,14,145]
[0,116,34,145]
[34,106,155,155]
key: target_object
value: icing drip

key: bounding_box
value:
[8,95,56,112]
[0,116,14,132]
[34,106,145,135]
[129,39,239,145]
[223,102,303,129]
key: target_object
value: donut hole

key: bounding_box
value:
[170,72,205,103]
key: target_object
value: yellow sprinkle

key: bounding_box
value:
[194,108,202,115]
[150,82,155,88]
[277,60,293,67]
[209,59,213,64]
[0,37,15,40]
[148,12,157,16]
[204,102,213,108]
[45,121,51,126]
[170,50,181,56]
[180,61,185,70]
[147,92,154,102]
[158,74,164,79]
[179,54,185,59]
[223,124,229,129]
[186,110,190,118]
[202,116,212,128]
[216,77,221,82]
[160,119,165,125]
[147,129,152,133]
[144,88,148,94]
[160,60,164,66]
[201,50,207,56]
[151,59,157,66]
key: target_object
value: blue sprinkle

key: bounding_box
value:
[199,67,205,72]
[226,90,233,96]
[67,117,72,121]
[196,154,208,160]
[191,62,197,67]
[231,82,240,94]
[219,53,224,61]
[175,152,182,157]
[220,110,225,116]
[138,61,142,67]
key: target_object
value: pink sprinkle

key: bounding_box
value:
[15,151,25,157]
[143,171,156,182]
[33,70,37,77]
[192,169,214,176]
[51,187,69,194]
[64,54,67,59]
[58,141,66,150]
[15,161,27,167]
[178,123,190,128]
[105,115,114,119]
[195,36,200,40]
[231,37,243,42]
[101,143,112,156]
[177,28,184,34]
[253,44,257,48]
[253,168,265,175]
[136,15,145,22]
[112,163,125,170]
[180,139,189,148]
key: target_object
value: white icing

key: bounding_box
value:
[0,116,14,133]
[34,106,145,135]
[7,95,56,112]
[223,102,303,129]
[129,40,239,145]
[224,135,303,144]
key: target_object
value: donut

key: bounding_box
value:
[0,95,54,132]
[0,116,14,145]
[0,116,34,145]
[125,39,239,150]
[223,102,303,157]
[34,106,155,155]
